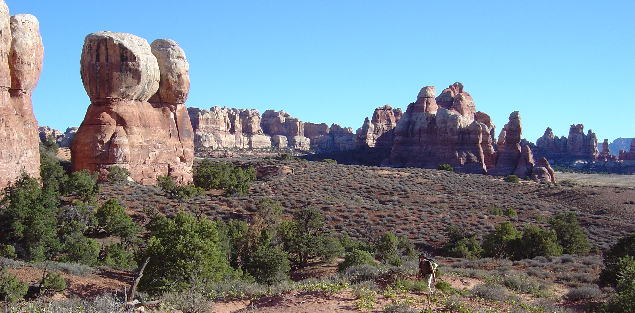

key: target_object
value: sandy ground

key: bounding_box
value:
[557,172,635,187]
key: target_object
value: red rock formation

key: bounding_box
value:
[0,4,43,188]
[490,112,522,175]
[387,84,496,173]
[356,105,403,148]
[532,157,556,183]
[619,139,635,162]
[567,124,599,160]
[597,139,617,161]
[535,125,599,162]
[261,110,310,150]
[72,32,194,185]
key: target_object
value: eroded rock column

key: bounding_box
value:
[0,2,44,188]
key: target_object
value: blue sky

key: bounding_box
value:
[8,0,635,142]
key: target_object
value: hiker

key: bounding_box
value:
[418,254,438,293]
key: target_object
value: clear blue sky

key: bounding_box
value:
[8,0,635,142]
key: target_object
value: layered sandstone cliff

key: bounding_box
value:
[71,32,194,185]
[0,3,44,188]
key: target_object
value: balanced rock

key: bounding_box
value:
[72,32,194,185]
[0,3,43,188]
[356,105,403,148]
[388,83,496,173]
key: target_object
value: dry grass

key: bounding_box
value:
[557,171,635,188]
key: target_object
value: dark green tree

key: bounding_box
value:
[515,225,563,260]
[0,175,60,261]
[95,199,140,240]
[483,222,522,258]
[244,244,290,285]
[601,233,635,286]
[338,249,376,272]
[549,212,591,255]
[139,212,233,294]
[63,170,98,201]
[193,160,256,195]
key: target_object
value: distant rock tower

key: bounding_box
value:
[71,32,194,185]
[0,0,44,188]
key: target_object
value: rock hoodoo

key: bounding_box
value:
[387,84,497,173]
[535,124,598,162]
[71,32,194,185]
[356,105,403,148]
[0,2,44,188]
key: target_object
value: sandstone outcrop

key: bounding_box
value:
[309,123,356,153]
[356,105,403,148]
[188,107,271,150]
[39,126,78,148]
[388,84,496,173]
[535,124,598,162]
[0,3,43,188]
[71,32,194,185]
[532,157,556,183]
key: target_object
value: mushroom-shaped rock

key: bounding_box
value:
[80,32,160,102]
[72,31,194,185]
[150,39,190,104]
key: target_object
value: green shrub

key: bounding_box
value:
[245,245,290,285]
[435,281,459,295]
[438,164,454,171]
[157,175,204,200]
[483,222,521,259]
[394,279,429,293]
[564,285,602,301]
[549,212,591,255]
[106,166,130,184]
[603,256,635,312]
[279,208,343,267]
[63,170,98,201]
[0,174,60,261]
[0,244,17,259]
[193,160,256,195]
[40,271,67,295]
[601,233,635,286]
[504,175,520,183]
[139,212,234,294]
[515,225,562,260]
[442,226,483,259]
[503,208,518,218]
[40,134,60,154]
[339,249,376,272]
[95,199,139,240]
[0,269,28,302]
[40,151,67,195]
[488,208,503,216]
[101,243,137,270]
[59,232,100,266]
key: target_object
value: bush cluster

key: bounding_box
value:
[193,160,256,195]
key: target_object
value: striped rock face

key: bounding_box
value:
[0,0,44,188]
[72,31,194,185]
